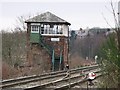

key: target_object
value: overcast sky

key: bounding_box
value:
[0,0,119,31]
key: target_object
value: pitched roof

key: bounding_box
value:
[25,12,71,25]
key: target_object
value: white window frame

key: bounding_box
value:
[30,24,67,36]
[31,25,39,33]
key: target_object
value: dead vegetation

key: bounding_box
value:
[2,29,106,79]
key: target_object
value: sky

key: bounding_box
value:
[0,0,119,31]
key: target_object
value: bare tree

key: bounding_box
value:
[99,1,120,88]
[109,1,120,88]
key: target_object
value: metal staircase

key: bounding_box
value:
[39,34,53,55]
[38,33,63,71]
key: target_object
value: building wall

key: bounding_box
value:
[43,36,64,56]
[26,23,69,70]
[62,25,69,37]
[41,36,68,68]
[30,44,51,71]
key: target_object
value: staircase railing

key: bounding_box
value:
[39,34,55,71]
[38,30,63,71]
[39,34,53,55]
[52,49,55,71]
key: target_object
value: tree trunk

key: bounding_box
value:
[116,29,120,89]
[116,29,120,51]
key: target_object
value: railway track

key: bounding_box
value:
[25,68,101,90]
[1,64,99,90]
[54,71,102,90]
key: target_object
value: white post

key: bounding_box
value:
[94,55,98,64]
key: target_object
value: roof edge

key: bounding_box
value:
[25,21,71,25]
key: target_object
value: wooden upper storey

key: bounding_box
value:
[25,12,71,37]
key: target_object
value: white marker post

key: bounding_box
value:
[94,55,98,63]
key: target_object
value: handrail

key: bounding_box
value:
[39,34,53,55]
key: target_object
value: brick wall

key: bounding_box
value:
[27,25,68,70]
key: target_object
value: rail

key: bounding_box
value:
[25,68,101,90]
[1,64,99,89]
